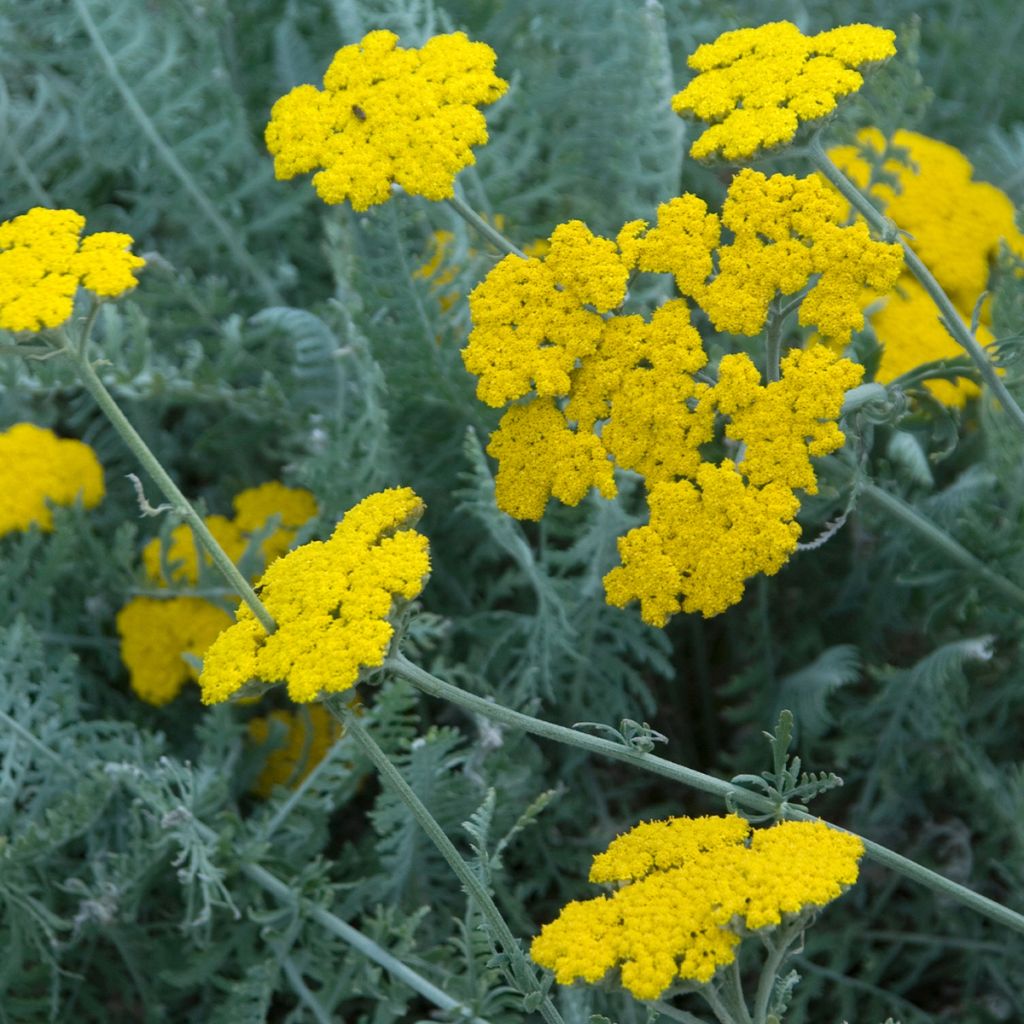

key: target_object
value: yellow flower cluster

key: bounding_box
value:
[248,704,343,799]
[116,597,233,706]
[0,207,145,332]
[463,173,882,620]
[829,129,1024,405]
[0,423,105,536]
[199,488,430,705]
[266,30,506,211]
[672,22,896,161]
[530,813,863,999]
[120,481,318,705]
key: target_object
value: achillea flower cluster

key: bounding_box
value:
[462,171,886,620]
[120,482,318,705]
[248,704,343,798]
[266,30,506,211]
[199,488,430,704]
[0,207,145,332]
[0,423,105,536]
[531,813,863,999]
[672,22,896,161]
[829,129,1024,405]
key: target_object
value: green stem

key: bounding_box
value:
[722,959,752,1024]
[243,861,492,1024]
[764,299,784,384]
[445,192,528,260]
[808,136,1024,435]
[387,653,1024,939]
[751,917,804,1024]
[326,700,565,1024]
[70,0,284,307]
[701,983,742,1024]
[859,481,1024,610]
[650,1002,712,1024]
[281,956,333,1024]
[64,342,276,633]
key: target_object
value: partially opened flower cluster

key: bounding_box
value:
[463,170,901,621]
[266,30,506,210]
[0,422,105,536]
[199,487,430,704]
[118,482,318,706]
[829,128,1024,405]
[531,813,863,999]
[0,207,145,332]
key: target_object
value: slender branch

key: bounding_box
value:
[808,135,1024,435]
[70,0,283,306]
[242,861,492,1024]
[445,192,528,260]
[764,299,785,384]
[859,481,1024,610]
[722,959,752,1024]
[387,653,1024,939]
[751,917,804,1024]
[64,343,276,633]
[701,982,742,1024]
[651,1000,713,1024]
[281,956,333,1024]
[326,701,565,1024]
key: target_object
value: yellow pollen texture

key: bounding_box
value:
[672,21,896,161]
[265,30,507,210]
[199,487,430,705]
[0,207,145,332]
[531,814,863,999]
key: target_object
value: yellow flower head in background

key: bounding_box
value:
[265,30,507,211]
[116,596,234,706]
[0,423,105,536]
[672,22,895,161]
[531,813,863,999]
[0,208,145,332]
[248,704,343,798]
[142,515,247,586]
[232,481,320,563]
[828,129,1024,405]
[199,487,430,705]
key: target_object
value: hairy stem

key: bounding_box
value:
[808,135,1024,435]
[446,191,528,260]
[751,917,804,1024]
[387,653,1024,938]
[326,700,565,1024]
[64,341,276,633]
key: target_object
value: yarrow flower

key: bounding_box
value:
[462,172,884,620]
[122,481,318,705]
[199,487,430,704]
[0,207,144,332]
[265,30,507,211]
[672,22,896,161]
[0,423,105,536]
[829,129,1024,405]
[248,704,344,798]
[530,813,863,999]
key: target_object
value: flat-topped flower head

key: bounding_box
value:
[0,208,145,332]
[673,22,896,161]
[199,487,430,704]
[0,423,105,535]
[265,30,507,210]
[531,813,863,999]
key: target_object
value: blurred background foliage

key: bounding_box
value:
[2,0,1024,1021]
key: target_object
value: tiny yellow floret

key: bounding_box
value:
[265,30,507,210]
[0,423,105,535]
[531,813,863,999]
[199,487,430,704]
[672,22,896,161]
[0,207,144,332]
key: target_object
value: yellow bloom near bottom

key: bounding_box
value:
[116,596,233,705]
[248,705,343,798]
[531,814,863,999]
[200,488,430,704]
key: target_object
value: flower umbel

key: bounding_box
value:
[265,30,507,211]
[199,487,430,704]
[0,423,105,536]
[0,208,145,332]
[531,813,863,999]
[672,22,896,161]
